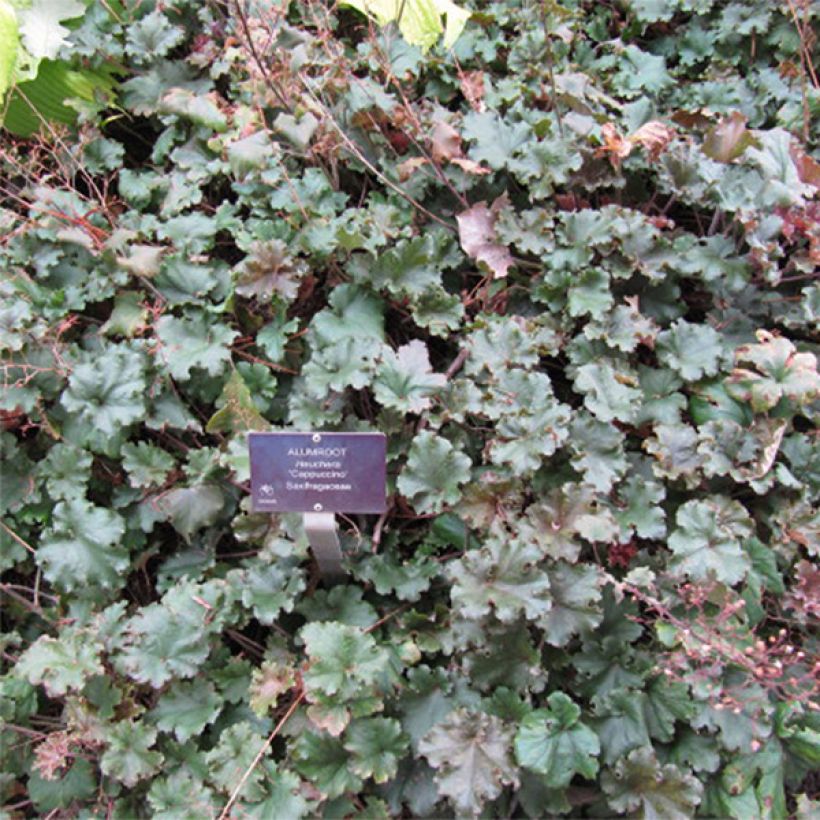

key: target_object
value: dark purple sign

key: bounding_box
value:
[249,432,387,513]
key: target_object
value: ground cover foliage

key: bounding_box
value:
[1,0,819,816]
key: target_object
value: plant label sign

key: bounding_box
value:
[249,431,387,513]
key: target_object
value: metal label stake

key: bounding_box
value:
[303,510,344,583]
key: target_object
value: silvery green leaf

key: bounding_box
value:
[397,431,471,514]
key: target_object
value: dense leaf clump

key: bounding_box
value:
[1,0,819,816]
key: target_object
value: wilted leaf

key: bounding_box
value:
[457,197,515,278]
[727,329,820,412]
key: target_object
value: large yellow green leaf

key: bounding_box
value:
[340,0,470,52]
[0,0,18,99]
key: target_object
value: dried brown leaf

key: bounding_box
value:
[630,121,675,161]
[459,70,485,112]
[456,196,515,279]
[431,120,462,163]
[450,157,490,175]
[397,156,429,181]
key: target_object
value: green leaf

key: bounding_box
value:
[746,129,812,206]
[294,730,363,798]
[514,692,600,787]
[3,59,116,135]
[569,415,628,493]
[344,718,408,783]
[118,581,225,687]
[239,766,314,819]
[541,563,603,646]
[489,397,571,475]
[16,630,102,696]
[568,269,614,320]
[300,622,390,699]
[233,561,306,625]
[463,111,532,171]
[121,441,175,489]
[102,291,148,337]
[156,313,238,381]
[614,45,672,95]
[644,422,705,485]
[374,340,447,414]
[419,709,518,815]
[643,677,696,742]
[155,484,225,543]
[38,499,128,592]
[303,337,378,393]
[366,234,454,298]
[147,769,217,818]
[39,442,92,500]
[61,346,147,435]
[296,585,377,627]
[126,9,185,62]
[159,87,227,132]
[449,533,552,622]
[311,285,384,345]
[668,497,753,585]
[205,722,268,802]
[613,465,667,540]
[274,111,319,151]
[602,746,703,819]
[354,553,437,602]
[593,689,652,765]
[574,361,641,423]
[228,131,274,176]
[27,758,97,813]
[656,319,726,381]
[584,300,657,352]
[148,679,223,742]
[397,431,472,514]
[523,483,614,563]
[101,721,163,788]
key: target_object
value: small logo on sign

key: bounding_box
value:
[260,484,275,496]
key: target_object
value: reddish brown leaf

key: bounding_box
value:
[702,111,758,163]
[790,143,820,189]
